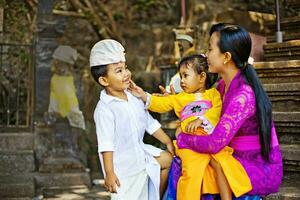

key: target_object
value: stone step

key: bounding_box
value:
[273,112,300,144]
[1,198,31,200]
[40,184,110,200]
[280,144,300,161]
[264,40,300,61]
[38,156,87,173]
[35,172,91,189]
[262,83,300,112]
[266,166,300,199]
[265,186,300,200]
[286,0,300,12]
[0,150,35,173]
[0,174,35,198]
[267,32,300,43]
[281,144,300,172]
[265,16,300,34]
[254,60,300,84]
[0,132,34,151]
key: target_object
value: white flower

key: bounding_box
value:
[248,56,254,65]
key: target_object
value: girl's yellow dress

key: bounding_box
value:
[148,88,252,200]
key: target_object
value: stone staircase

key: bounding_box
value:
[0,124,92,199]
[34,124,91,198]
[253,2,300,198]
[0,131,36,199]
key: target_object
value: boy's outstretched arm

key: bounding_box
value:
[152,128,175,156]
[102,151,120,193]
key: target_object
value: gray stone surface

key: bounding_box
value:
[281,144,300,161]
[39,157,86,173]
[35,172,91,189]
[263,40,300,61]
[0,132,33,151]
[265,186,300,200]
[254,60,300,84]
[0,150,35,173]
[0,174,35,198]
[263,83,300,112]
[41,184,110,200]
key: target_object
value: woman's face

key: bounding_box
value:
[206,32,225,74]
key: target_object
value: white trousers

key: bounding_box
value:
[110,170,149,200]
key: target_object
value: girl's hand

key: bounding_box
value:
[152,85,176,96]
[185,118,203,133]
[128,80,147,101]
[104,172,120,193]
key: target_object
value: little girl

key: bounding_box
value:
[130,54,252,200]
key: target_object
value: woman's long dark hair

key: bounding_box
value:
[210,23,272,161]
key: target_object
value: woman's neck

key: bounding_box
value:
[220,66,239,93]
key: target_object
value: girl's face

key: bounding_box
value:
[179,64,205,93]
[206,32,225,74]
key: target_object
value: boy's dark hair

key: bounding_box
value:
[178,54,218,89]
[90,65,108,85]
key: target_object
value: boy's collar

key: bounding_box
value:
[100,89,131,103]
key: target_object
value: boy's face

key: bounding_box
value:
[100,62,131,92]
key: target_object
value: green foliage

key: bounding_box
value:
[136,0,157,10]
[3,1,35,43]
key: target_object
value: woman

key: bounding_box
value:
[166,23,283,199]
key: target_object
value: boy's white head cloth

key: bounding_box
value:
[89,39,126,67]
[53,45,78,65]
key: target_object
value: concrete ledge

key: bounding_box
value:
[265,186,300,200]
[0,150,35,173]
[35,172,91,189]
[281,144,300,162]
[0,175,35,198]
[0,132,33,151]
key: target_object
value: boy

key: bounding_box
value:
[90,39,174,200]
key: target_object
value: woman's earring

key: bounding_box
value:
[223,61,227,64]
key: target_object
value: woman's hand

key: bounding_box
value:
[128,80,147,102]
[185,118,203,133]
[104,171,120,193]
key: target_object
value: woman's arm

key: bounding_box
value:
[177,85,256,154]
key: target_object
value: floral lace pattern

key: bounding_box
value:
[177,71,283,195]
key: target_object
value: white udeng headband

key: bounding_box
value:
[89,39,126,67]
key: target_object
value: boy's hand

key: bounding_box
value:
[104,171,120,193]
[185,118,203,133]
[128,80,147,101]
[166,141,175,156]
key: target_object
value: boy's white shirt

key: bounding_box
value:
[94,89,162,200]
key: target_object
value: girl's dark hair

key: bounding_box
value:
[210,23,272,161]
[178,54,218,89]
[90,65,108,85]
